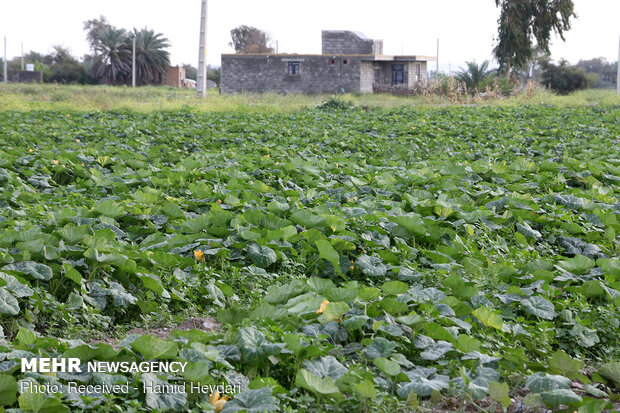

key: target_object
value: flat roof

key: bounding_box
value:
[221,53,435,61]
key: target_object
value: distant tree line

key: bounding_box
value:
[0,16,223,87]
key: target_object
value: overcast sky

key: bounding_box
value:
[2,0,618,73]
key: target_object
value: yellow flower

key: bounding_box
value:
[75,139,81,143]
[317,299,329,314]
[52,160,59,165]
[209,392,229,413]
[194,250,206,263]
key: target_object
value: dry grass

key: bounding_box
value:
[0,83,618,112]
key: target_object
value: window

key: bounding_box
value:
[330,59,336,64]
[343,59,348,65]
[288,62,300,75]
[416,64,421,82]
[391,64,404,85]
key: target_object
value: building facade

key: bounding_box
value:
[221,30,434,94]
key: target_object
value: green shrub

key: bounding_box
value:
[541,60,593,95]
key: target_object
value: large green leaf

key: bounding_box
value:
[131,335,178,360]
[0,374,17,406]
[295,369,340,396]
[247,243,277,268]
[142,373,187,411]
[18,391,68,413]
[236,327,285,364]
[526,373,571,392]
[315,239,341,274]
[303,356,347,381]
[557,255,595,275]
[0,287,20,315]
[3,261,52,281]
[472,307,503,330]
[521,296,556,320]
[221,388,279,413]
[540,389,582,408]
[355,255,387,277]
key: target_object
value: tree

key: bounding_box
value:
[541,59,592,94]
[229,25,274,53]
[575,57,617,88]
[456,60,494,92]
[92,26,132,85]
[130,28,170,85]
[493,0,575,74]
[183,64,197,81]
[83,16,110,56]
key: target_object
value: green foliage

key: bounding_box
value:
[0,104,616,411]
[229,25,274,53]
[456,60,494,92]
[494,0,575,72]
[542,59,594,94]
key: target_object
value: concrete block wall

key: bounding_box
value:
[321,31,374,55]
[221,55,363,94]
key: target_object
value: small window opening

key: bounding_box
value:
[288,62,300,75]
[343,59,348,65]
[330,59,336,64]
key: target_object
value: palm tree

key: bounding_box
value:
[131,28,170,85]
[83,16,110,56]
[456,60,494,93]
[92,27,131,85]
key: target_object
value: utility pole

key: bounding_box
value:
[3,37,7,84]
[617,35,619,95]
[132,37,136,88]
[21,42,24,70]
[436,38,439,77]
[197,0,208,97]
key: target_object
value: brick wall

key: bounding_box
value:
[221,55,362,94]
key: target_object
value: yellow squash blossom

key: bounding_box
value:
[317,299,329,314]
[194,250,206,263]
[209,392,229,413]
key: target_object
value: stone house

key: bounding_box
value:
[221,30,434,94]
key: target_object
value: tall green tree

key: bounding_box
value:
[493,0,575,74]
[130,28,170,85]
[229,25,274,53]
[83,15,110,56]
[92,26,132,85]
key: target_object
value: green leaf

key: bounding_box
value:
[356,255,387,277]
[236,327,285,365]
[303,356,347,381]
[540,389,582,408]
[526,373,571,392]
[472,307,503,330]
[62,262,82,285]
[521,296,556,320]
[247,243,277,268]
[221,388,279,413]
[18,391,68,413]
[295,369,340,396]
[93,199,124,219]
[489,382,511,409]
[380,296,409,315]
[374,357,401,377]
[390,214,426,236]
[0,287,19,315]
[315,239,341,274]
[420,341,453,361]
[557,255,595,275]
[424,323,455,343]
[398,376,450,398]
[549,350,582,379]
[578,398,613,413]
[3,261,53,281]
[352,380,376,399]
[317,301,350,324]
[381,280,408,295]
[364,337,396,359]
[456,335,481,353]
[598,361,620,390]
[142,373,187,411]
[0,374,17,406]
[131,335,178,360]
